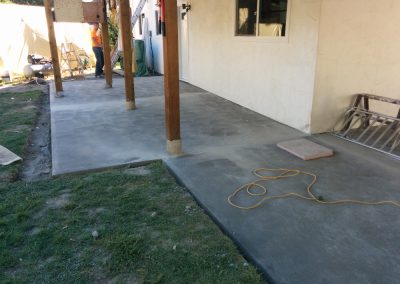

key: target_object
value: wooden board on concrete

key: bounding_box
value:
[0,145,21,166]
[277,138,334,160]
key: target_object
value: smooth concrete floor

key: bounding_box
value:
[51,77,400,284]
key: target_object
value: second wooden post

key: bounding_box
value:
[119,0,135,110]
[162,0,181,155]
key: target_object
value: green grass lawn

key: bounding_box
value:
[0,88,266,283]
[0,163,265,283]
[0,90,42,181]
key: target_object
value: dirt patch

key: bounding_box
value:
[46,193,71,209]
[4,125,32,133]
[18,84,52,181]
[106,273,142,284]
[87,207,108,216]
[22,105,37,111]
[0,81,47,93]
[0,82,52,181]
[27,226,42,236]
[123,166,151,176]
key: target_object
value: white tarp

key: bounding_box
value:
[0,145,22,166]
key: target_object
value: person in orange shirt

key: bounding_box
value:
[90,23,104,78]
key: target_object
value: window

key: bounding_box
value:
[236,0,288,37]
[155,10,161,35]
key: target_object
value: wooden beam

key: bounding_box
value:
[44,0,63,93]
[162,0,181,154]
[119,0,135,110]
[101,0,112,88]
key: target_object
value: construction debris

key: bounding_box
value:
[277,138,334,160]
[0,145,22,166]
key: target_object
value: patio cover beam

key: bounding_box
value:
[44,0,63,93]
[163,0,181,155]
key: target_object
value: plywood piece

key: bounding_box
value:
[54,0,84,23]
[277,139,334,160]
[82,2,105,23]
[0,145,22,166]
[54,1,104,23]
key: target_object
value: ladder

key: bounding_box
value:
[60,43,85,77]
[111,0,147,69]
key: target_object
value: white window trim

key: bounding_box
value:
[232,0,292,43]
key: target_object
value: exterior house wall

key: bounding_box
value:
[185,0,322,132]
[127,0,400,134]
[311,0,400,133]
[131,0,164,73]
[0,4,94,77]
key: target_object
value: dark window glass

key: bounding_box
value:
[236,0,257,36]
[259,0,287,36]
[236,0,288,37]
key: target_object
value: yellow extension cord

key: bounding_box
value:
[227,168,400,210]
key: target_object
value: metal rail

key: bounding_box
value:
[334,94,400,159]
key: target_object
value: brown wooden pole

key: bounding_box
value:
[163,0,181,154]
[44,0,63,93]
[119,0,135,109]
[101,0,112,88]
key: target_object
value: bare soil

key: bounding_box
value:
[19,84,52,181]
[0,81,52,181]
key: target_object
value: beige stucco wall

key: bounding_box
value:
[0,4,94,77]
[185,0,321,132]
[311,0,400,133]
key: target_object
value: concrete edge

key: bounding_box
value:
[51,154,278,284]
[163,160,276,284]
[49,83,62,177]
[51,159,161,178]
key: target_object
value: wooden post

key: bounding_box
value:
[101,0,112,88]
[162,0,181,155]
[44,0,63,93]
[120,0,135,110]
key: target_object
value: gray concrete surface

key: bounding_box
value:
[51,76,400,284]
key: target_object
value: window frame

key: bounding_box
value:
[233,0,291,42]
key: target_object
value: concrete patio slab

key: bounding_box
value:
[50,76,400,284]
